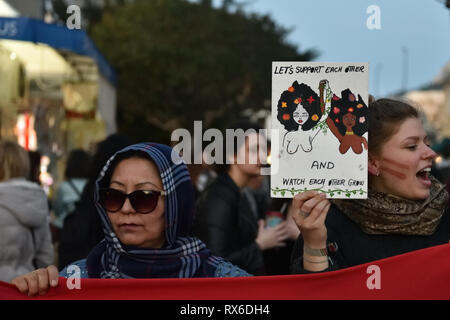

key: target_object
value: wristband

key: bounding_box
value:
[303,256,329,264]
[304,243,328,257]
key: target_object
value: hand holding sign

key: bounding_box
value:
[292,191,330,248]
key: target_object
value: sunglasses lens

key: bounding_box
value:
[100,189,125,212]
[129,190,159,213]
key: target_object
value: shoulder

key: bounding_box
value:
[59,259,89,278]
[197,177,238,211]
[200,176,239,205]
[214,260,252,278]
[0,178,43,192]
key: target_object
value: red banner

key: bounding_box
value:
[1,244,450,300]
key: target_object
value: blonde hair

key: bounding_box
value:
[0,141,30,182]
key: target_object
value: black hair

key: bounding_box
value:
[277,81,322,132]
[27,150,41,184]
[89,134,134,181]
[65,149,91,179]
[327,89,368,137]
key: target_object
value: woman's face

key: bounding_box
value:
[107,157,166,248]
[343,113,356,128]
[293,103,309,126]
[370,117,436,200]
[235,132,266,178]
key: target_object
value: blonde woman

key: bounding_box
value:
[0,141,53,282]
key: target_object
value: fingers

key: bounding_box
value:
[271,221,287,231]
[293,191,328,223]
[271,222,290,242]
[47,265,59,287]
[36,268,50,295]
[257,219,265,232]
[24,272,39,296]
[301,193,327,215]
[315,202,331,226]
[292,191,319,223]
[11,276,28,295]
[260,222,290,249]
[304,197,330,225]
[11,266,58,297]
[293,190,322,209]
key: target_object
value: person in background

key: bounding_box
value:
[27,151,42,185]
[194,120,290,275]
[185,142,217,199]
[52,149,91,233]
[0,141,53,282]
[290,99,450,273]
[262,198,300,275]
[57,134,134,269]
[12,143,250,296]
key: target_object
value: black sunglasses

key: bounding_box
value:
[99,188,166,214]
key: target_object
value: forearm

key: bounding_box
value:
[326,117,343,141]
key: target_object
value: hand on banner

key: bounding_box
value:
[292,191,330,249]
[11,265,59,296]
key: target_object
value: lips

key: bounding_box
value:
[119,223,142,229]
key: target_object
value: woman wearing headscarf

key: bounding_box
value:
[12,143,250,296]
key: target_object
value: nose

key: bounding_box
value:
[423,144,437,160]
[120,197,136,215]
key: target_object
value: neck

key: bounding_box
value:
[228,166,250,189]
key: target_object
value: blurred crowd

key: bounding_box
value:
[0,122,301,283]
[2,114,450,283]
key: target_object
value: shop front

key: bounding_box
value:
[0,16,116,190]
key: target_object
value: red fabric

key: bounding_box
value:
[1,244,450,300]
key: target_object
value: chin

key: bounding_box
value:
[117,235,141,246]
[121,236,164,249]
[415,191,431,200]
[406,188,430,201]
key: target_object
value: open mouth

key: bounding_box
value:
[416,167,432,186]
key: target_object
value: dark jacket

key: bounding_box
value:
[193,173,265,275]
[58,181,104,270]
[291,204,450,274]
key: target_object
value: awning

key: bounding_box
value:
[0,0,18,17]
[0,16,116,85]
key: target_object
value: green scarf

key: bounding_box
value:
[332,176,449,236]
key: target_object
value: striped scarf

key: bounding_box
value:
[86,143,222,278]
[332,176,449,236]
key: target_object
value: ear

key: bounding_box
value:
[368,155,380,176]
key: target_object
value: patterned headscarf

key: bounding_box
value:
[86,143,222,278]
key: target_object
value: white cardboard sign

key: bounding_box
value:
[271,62,369,199]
